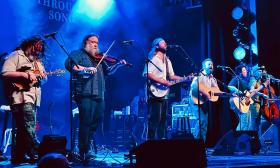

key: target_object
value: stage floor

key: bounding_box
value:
[1,149,280,167]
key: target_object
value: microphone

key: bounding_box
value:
[44,32,58,38]
[167,44,180,48]
[216,65,230,69]
[121,40,134,45]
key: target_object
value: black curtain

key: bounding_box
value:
[202,0,242,147]
[256,0,280,80]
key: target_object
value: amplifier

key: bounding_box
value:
[171,104,197,134]
[171,104,196,118]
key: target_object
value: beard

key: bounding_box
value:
[28,55,35,61]
[85,47,98,57]
[156,47,166,54]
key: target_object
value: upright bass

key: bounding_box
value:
[260,85,280,121]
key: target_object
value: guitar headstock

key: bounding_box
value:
[183,73,196,81]
[48,69,66,76]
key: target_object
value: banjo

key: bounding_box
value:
[149,74,194,98]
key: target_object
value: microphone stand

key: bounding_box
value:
[174,45,202,140]
[130,41,162,140]
[48,102,54,135]
[48,34,79,159]
[125,41,163,164]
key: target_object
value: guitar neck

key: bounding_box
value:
[249,85,265,98]
[170,80,181,85]
[169,76,192,85]
[44,69,65,76]
[213,92,232,97]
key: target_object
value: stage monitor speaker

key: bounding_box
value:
[38,135,67,158]
[213,130,260,155]
[260,124,279,152]
[133,139,206,168]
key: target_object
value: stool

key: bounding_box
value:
[0,128,12,154]
[0,105,12,154]
[176,117,191,133]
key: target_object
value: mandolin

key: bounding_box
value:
[13,69,65,91]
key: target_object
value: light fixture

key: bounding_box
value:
[233,46,246,61]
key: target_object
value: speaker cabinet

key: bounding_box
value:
[133,139,206,168]
[38,135,67,158]
[213,130,260,155]
[260,124,279,152]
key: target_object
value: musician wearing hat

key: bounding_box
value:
[248,64,270,131]
[143,37,183,140]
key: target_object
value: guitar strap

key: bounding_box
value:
[164,55,170,80]
[33,59,40,72]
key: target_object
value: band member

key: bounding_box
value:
[248,65,270,131]
[130,88,147,144]
[189,58,222,142]
[64,34,127,162]
[228,63,251,130]
[143,37,183,140]
[130,88,147,118]
[1,36,46,164]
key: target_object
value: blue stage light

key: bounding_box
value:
[251,43,258,55]
[232,7,243,20]
[71,0,116,25]
[233,46,246,61]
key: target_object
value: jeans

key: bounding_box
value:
[191,103,208,142]
[75,96,104,154]
[147,98,167,140]
[235,110,251,131]
[249,103,261,131]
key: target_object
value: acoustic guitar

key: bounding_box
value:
[229,86,268,113]
[191,81,232,105]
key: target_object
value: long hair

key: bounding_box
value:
[82,33,99,48]
[19,36,44,52]
[15,36,45,60]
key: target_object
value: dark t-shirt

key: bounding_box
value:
[65,49,109,99]
[228,76,250,92]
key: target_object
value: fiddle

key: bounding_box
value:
[93,53,118,64]
[93,53,133,67]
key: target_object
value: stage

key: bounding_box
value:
[1,149,280,168]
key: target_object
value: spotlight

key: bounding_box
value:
[233,46,246,61]
[231,6,255,25]
[232,7,243,20]
[251,43,258,55]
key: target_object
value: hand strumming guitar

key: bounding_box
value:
[26,72,38,83]
[160,79,172,87]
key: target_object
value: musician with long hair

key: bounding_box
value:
[1,36,46,164]
[143,37,183,140]
[228,63,251,131]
